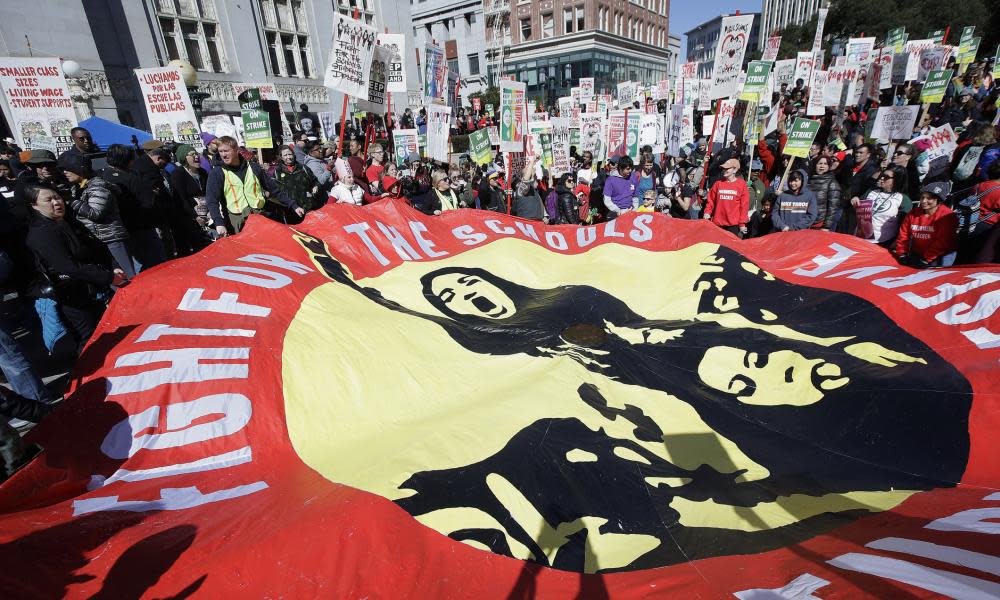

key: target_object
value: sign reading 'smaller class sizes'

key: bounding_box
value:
[134,66,203,149]
[0,57,77,153]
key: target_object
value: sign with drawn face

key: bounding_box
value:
[709,14,756,100]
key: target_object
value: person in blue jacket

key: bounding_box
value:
[773,169,817,232]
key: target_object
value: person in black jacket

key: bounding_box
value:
[102,144,166,270]
[836,143,878,234]
[23,184,126,353]
[809,155,843,231]
[555,173,580,224]
[477,168,505,213]
[169,144,212,255]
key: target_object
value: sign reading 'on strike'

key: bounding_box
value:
[784,117,821,158]
[920,69,952,103]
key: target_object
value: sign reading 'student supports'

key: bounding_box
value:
[0,57,77,153]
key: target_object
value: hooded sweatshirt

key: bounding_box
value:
[773,169,818,231]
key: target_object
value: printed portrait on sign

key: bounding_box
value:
[283,234,971,574]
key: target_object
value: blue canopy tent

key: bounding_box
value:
[78,116,153,150]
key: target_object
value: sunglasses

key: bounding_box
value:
[894,150,909,156]
[879,174,894,180]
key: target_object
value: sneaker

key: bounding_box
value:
[7,418,31,430]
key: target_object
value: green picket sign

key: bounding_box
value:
[238,88,272,149]
[784,118,821,158]
[739,61,772,101]
[468,129,493,165]
[921,69,952,103]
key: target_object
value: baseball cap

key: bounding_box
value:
[25,149,57,165]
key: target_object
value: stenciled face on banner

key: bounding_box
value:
[284,234,972,575]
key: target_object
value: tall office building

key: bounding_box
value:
[759,0,824,49]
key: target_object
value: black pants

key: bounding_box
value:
[60,301,103,354]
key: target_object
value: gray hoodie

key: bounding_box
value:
[773,169,818,231]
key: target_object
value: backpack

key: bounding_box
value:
[954,184,1000,237]
[954,146,984,182]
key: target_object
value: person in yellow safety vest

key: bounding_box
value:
[205,136,305,236]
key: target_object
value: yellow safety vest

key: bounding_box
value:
[222,165,266,214]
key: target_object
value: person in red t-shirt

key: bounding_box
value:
[364,143,387,189]
[703,158,750,237]
[895,181,958,268]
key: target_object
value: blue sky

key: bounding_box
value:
[671,1,762,58]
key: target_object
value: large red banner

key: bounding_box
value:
[1,202,998,598]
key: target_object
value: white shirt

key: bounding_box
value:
[328,182,363,205]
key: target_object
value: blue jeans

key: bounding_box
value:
[0,316,51,403]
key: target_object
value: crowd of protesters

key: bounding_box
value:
[1,53,999,478]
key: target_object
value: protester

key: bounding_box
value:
[274,147,320,218]
[205,136,304,235]
[366,143,387,186]
[170,144,213,250]
[58,152,135,279]
[23,184,126,353]
[703,158,749,237]
[809,155,842,231]
[839,143,878,234]
[102,144,164,270]
[296,140,332,189]
[425,171,461,214]
[602,155,635,218]
[854,164,906,246]
[773,170,818,232]
[748,193,775,238]
[554,173,580,224]
[895,181,958,268]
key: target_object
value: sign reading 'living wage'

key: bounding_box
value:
[0,57,77,153]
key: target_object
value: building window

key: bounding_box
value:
[520,17,531,41]
[576,6,584,31]
[448,58,459,77]
[598,7,608,30]
[541,13,554,38]
[260,0,313,77]
[468,53,480,75]
[563,8,573,34]
[156,0,227,72]
[467,12,476,25]
[335,0,375,25]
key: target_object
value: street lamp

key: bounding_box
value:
[169,59,210,120]
[61,59,99,121]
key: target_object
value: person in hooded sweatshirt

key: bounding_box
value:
[773,169,817,232]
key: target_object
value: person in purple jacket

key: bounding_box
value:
[602,156,635,218]
[773,169,817,232]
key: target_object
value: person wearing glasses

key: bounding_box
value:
[554,173,580,224]
[854,165,906,246]
[890,143,920,207]
[424,171,460,215]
